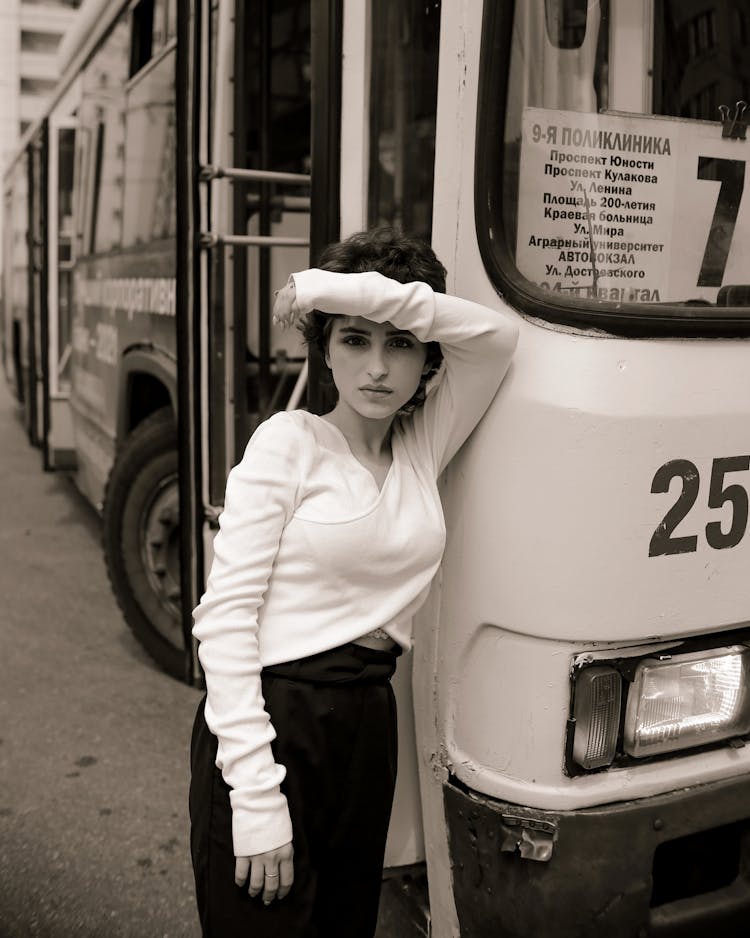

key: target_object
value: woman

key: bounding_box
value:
[189,228,518,937]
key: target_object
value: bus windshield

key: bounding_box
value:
[479,0,750,326]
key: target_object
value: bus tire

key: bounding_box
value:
[103,407,184,680]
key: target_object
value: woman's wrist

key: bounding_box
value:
[272,277,300,329]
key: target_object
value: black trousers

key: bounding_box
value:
[189,643,399,938]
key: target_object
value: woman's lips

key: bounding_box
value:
[359,386,393,395]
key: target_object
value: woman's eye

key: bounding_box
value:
[390,338,414,350]
[342,335,366,346]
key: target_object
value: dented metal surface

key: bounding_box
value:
[498,814,557,862]
[444,774,750,937]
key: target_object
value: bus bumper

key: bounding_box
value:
[444,772,750,937]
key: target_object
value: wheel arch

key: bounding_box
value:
[118,345,177,440]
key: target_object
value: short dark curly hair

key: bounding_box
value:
[299,227,445,415]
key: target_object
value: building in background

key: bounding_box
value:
[1,0,81,167]
[0,0,81,297]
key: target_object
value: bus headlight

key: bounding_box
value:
[623,646,750,758]
[572,666,622,770]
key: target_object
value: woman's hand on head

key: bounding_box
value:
[235,841,294,904]
[272,279,300,331]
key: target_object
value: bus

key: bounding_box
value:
[4,0,750,934]
[2,0,312,680]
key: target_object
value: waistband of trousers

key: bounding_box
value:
[261,641,401,685]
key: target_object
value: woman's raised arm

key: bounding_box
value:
[290,268,519,475]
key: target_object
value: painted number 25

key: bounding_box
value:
[649,456,750,557]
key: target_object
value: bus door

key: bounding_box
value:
[224,0,313,463]
[201,0,313,558]
[177,0,334,680]
[42,117,77,470]
[27,123,48,449]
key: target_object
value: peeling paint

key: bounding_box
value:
[430,746,452,781]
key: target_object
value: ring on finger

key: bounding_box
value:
[265,872,280,879]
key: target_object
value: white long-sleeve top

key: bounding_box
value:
[193,268,518,858]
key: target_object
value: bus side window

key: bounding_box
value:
[130,0,155,77]
[129,0,175,79]
[78,13,129,256]
[368,0,441,240]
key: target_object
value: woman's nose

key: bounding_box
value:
[367,347,388,379]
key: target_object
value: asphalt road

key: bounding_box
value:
[0,379,203,936]
[0,380,424,938]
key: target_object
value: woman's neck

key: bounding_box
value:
[322,403,394,457]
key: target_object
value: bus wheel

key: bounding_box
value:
[103,407,184,680]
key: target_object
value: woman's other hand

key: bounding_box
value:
[272,279,300,330]
[235,841,294,904]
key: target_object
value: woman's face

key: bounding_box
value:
[325,316,428,421]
